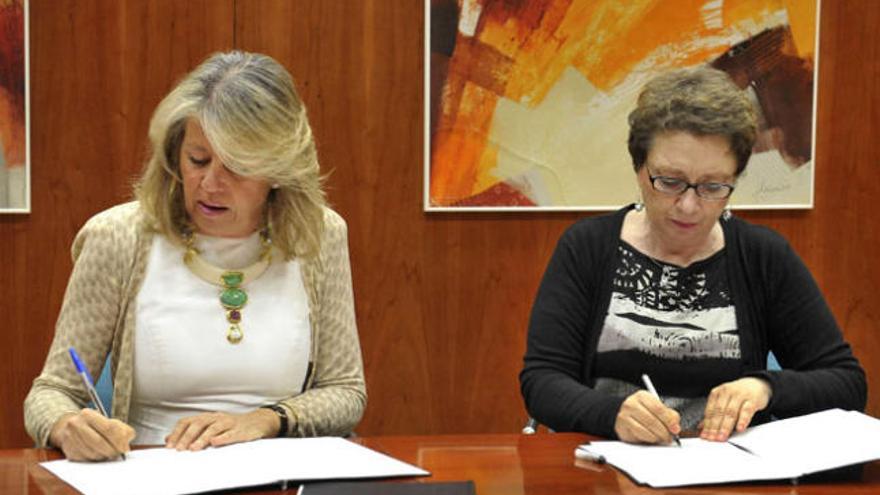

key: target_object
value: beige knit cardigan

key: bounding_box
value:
[24,201,366,446]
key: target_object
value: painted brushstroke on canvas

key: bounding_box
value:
[0,0,28,213]
[425,0,818,211]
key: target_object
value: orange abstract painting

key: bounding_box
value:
[426,0,818,210]
[0,0,28,212]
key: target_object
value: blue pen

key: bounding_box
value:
[68,347,108,416]
[68,347,126,459]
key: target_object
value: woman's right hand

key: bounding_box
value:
[614,390,681,444]
[49,409,135,461]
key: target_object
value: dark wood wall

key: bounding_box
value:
[0,0,877,447]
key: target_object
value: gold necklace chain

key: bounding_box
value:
[182,230,272,344]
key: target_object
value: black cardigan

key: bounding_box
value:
[520,205,866,438]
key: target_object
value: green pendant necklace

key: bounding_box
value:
[183,230,272,344]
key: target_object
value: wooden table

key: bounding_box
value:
[5,433,880,494]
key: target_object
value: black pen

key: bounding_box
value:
[641,374,682,447]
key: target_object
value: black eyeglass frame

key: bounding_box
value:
[647,172,736,200]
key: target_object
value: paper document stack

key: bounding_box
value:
[578,409,880,488]
[40,437,429,495]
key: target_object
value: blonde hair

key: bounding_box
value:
[627,66,758,176]
[135,51,326,259]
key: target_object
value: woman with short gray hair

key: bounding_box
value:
[521,66,864,445]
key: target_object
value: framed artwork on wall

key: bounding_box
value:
[425,0,819,211]
[0,0,29,213]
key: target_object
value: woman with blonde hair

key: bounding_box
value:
[25,51,366,461]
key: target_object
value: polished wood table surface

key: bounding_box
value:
[5,433,880,494]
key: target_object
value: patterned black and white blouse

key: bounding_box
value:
[593,240,742,429]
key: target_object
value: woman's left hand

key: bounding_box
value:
[165,409,280,451]
[700,377,772,441]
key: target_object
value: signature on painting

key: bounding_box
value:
[755,182,792,198]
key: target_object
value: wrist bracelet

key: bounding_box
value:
[261,405,289,437]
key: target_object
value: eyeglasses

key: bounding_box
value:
[648,172,735,200]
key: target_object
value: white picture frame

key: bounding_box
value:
[424,0,819,212]
[0,0,30,213]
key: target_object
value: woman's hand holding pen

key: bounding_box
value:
[700,377,772,442]
[614,390,681,445]
[49,409,135,461]
[165,409,280,451]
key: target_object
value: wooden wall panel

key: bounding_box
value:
[0,0,234,448]
[739,1,880,415]
[804,0,880,416]
[1,0,877,448]
[236,0,880,436]
[235,0,580,434]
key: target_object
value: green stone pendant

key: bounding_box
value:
[183,231,272,346]
[220,287,248,308]
[220,271,247,343]
[221,272,244,287]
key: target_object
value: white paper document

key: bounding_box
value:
[579,409,880,488]
[40,437,429,495]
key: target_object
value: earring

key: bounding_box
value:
[722,207,732,221]
[634,201,644,212]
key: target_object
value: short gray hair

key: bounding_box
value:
[627,66,758,176]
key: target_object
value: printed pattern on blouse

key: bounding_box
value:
[593,241,742,429]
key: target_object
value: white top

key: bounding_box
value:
[129,231,311,445]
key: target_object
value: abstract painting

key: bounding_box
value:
[426,0,818,211]
[0,0,28,213]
